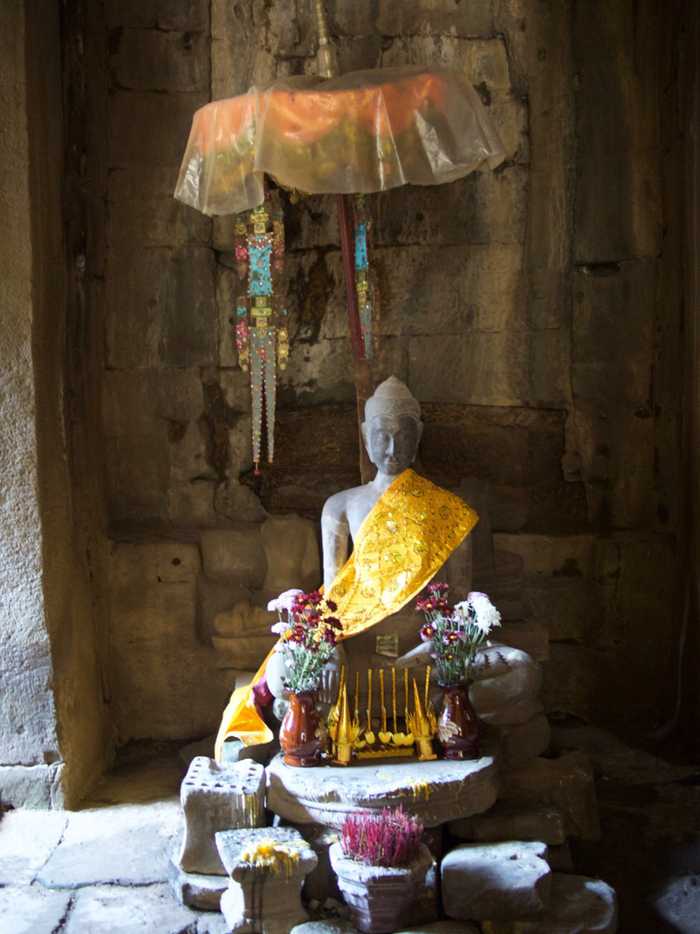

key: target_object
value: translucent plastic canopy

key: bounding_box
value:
[175,66,505,216]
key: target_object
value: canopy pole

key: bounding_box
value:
[315,0,374,482]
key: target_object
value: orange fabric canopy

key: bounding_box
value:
[175,66,505,216]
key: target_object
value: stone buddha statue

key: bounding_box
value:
[215,376,547,768]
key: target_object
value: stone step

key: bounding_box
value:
[480,873,618,933]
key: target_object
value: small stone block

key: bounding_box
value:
[442,841,551,922]
[481,874,618,933]
[168,857,228,911]
[177,756,265,875]
[216,827,318,934]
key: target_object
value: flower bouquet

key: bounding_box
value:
[415,583,501,759]
[268,588,343,766]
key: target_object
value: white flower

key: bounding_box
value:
[270,621,288,634]
[266,588,304,613]
[467,591,501,635]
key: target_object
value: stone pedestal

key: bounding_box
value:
[266,753,499,830]
[216,827,318,934]
[168,858,228,911]
[177,757,266,876]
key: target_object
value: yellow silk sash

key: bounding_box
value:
[214,469,478,761]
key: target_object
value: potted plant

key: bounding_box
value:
[416,583,501,759]
[268,588,343,766]
[329,807,433,933]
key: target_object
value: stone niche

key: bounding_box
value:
[108,514,320,744]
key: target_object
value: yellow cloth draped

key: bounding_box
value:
[214,469,478,761]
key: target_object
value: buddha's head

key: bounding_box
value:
[361,376,423,476]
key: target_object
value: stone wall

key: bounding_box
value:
[0,1,111,808]
[96,0,682,745]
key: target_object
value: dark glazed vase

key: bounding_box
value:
[280,692,323,767]
[437,683,480,760]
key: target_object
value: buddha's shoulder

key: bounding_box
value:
[321,483,371,519]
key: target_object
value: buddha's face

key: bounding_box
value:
[363,414,422,476]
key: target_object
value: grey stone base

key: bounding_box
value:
[168,858,227,911]
[0,763,65,809]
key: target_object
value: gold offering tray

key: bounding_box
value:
[327,665,438,765]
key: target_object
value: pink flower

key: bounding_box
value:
[267,588,304,613]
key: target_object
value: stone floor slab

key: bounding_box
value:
[64,882,227,933]
[0,884,72,934]
[267,752,499,829]
[0,809,68,885]
[37,800,181,889]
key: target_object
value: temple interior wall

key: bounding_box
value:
[97,0,684,749]
[1,0,691,806]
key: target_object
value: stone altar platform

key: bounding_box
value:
[266,753,499,830]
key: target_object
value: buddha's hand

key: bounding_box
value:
[394,641,433,669]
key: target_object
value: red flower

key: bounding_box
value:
[427,581,449,597]
[325,599,338,612]
[289,625,305,643]
[447,631,461,643]
[323,628,337,646]
[306,589,323,605]
[325,616,342,630]
[420,624,435,642]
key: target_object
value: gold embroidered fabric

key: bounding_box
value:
[214,469,478,759]
[326,469,479,636]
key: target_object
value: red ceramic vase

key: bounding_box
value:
[279,692,324,767]
[437,683,480,760]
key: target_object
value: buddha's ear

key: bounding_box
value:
[416,419,424,445]
[360,421,368,447]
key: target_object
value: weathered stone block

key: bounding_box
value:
[107,0,209,30]
[216,827,318,934]
[65,882,216,934]
[574,0,660,263]
[108,543,234,741]
[497,713,551,768]
[376,3,494,39]
[498,623,549,663]
[110,28,209,93]
[201,527,267,587]
[482,874,618,933]
[296,825,342,904]
[261,514,321,596]
[106,245,216,369]
[571,261,656,527]
[198,575,249,641]
[450,804,565,847]
[178,757,266,875]
[442,840,551,922]
[108,191,211,249]
[110,90,207,168]
[493,534,595,578]
[499,752,601,841]
[169,858,228,911]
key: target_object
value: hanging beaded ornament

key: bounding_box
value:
[354,195,378,359]
[231,191,288,474]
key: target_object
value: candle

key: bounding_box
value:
[424,665,431,710]
[403,668,409,727]
[354,670,360,724]
[366,668,373,732]
[379,669,387,733]
[391,667,398,733]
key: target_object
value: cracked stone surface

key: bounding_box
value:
[267,752,499,829]
[0,884,72,934]
[0,809,68,885]
[37,800,181,889]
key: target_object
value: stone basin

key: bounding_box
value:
[266,753,499,829]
